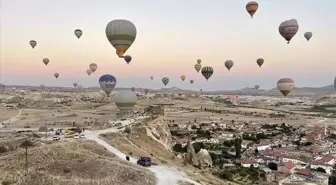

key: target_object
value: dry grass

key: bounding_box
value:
[0,140,157,185]
[100,129,234,185]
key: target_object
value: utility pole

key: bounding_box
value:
[25,139,28,176]
[45,118,47,140]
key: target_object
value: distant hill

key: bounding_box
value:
[2,84,335,97]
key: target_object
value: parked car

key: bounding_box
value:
[73,133,79,139]
[137,157,152,167]
[52,136,60,141]
[80,134,86,138]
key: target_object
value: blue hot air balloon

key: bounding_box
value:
[99,74,117,96]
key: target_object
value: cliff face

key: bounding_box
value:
[141,117,173,152]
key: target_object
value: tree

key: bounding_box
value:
[316,167,326,173]
[234,137,242,158]
[268,162,278,171]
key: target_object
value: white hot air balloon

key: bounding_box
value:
[114,90,137,111]
[277,78,295,97]
[106,19,137,57]
[279,19,299,44]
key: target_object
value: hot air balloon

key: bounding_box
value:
[106,20,137,57]
[277,78,295,97]
[131,87,135,92]
[162,77,169,86]
[89,63,98,73]
[255,85,260,90]
[257,58,264,67]
[197,59,202,64]
[304,32,313,41]
[279,19,299,44]
[190,80,194,84]
[150,76,154,80]
[225,60,234,71]
[29,40,37,49]
[54,73,59,79]
[73,82,78,88]
[194,63,202,73]
[201,66,214,81]
[124,55,132,64]
[74,29,83,39]
[42,58,49,66]
[114,90,137,111]
[181,75,186,81]
[86,69,92,76]
[40,84,45,89]
[77,84,83,89]
[246,1,258,18]
[99,74,117,96]
[144,88,149,94]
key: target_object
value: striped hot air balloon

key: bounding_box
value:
[279,19,299,44]
[201,66,214,81]
[277,78,295,97]
[162,77,169,86]
[194,63,202,73]
[246,1,259,18]
[105,20,137,57]
[114,90,137,111]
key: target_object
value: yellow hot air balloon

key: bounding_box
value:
[194,63,202,73]
[181,75,186,81]
[105,20,137,57]
[246,1,259,18]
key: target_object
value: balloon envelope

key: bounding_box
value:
[255,85,260,90]
[89,63,98,72]
[190,80,194,84]
[86,69,92,76]
[162,77,169,86]
[150,76,154,80]
[73,82,78,87]
[74,29,83,39]
[246,1,259,18]
[42,58,49,66]
[201,66,214,81]
[225,60,234,71]
[124,55,132,64]
[114,90,137,111]
[181,75,186,81]
[99,74,117,96]
[197,59,202,64]
[304,32,313,41]
[54,73,59,79]
[277,78,295,97]
[106,19,137,57]
[257,58,264,67]
[279,19,299,44]
[194,63,202,73]
[29,40,37,48]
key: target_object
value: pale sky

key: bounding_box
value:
[0,0,335,91]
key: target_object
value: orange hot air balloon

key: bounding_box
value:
[246,1,259,18]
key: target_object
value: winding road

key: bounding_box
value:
[85,118,201,185]
[1,108,22,125]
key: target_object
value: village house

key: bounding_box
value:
[278,161,296,174]
[241,159,259,168]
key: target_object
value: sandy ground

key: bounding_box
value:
[0,107,19,122]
